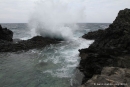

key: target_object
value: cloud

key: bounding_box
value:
[84,0,130,23]
[0,0,130,23]
[0,0,37,23]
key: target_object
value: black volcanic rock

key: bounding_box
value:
[0,25,62,52]
[80,67,130,87]
[82,8,130,54]
[82,29,105,40]
[0,36,61,52]
[79,8,130,86]
[0,25,2,29]
[0,25,13,41]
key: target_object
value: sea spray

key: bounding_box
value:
[28,0,86,40]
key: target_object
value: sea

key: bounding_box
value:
[0,23,110,87]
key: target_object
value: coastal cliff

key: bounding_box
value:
[79,8,130,87]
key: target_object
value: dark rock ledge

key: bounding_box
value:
[79,67,130,87]
[0,25,62,52]
[78,8,130,87]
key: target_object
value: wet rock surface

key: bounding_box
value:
[79,8,130,87]
[79,67,130,87]
[0,25,62,52]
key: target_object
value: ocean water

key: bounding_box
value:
[0,23,109,87]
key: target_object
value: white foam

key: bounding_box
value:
[41,37,94,78]
[29,0,86,40]
[20,37,31,40]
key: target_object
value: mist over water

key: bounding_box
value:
[29,0,86,39]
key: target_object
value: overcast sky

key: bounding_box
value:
[0,0,130,23]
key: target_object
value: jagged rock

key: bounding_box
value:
[79,8,130,86]
[82,8,130,54]
[79,67,130,87]
[82,29,105,40]
[0,25,13,41]
[0,25,62,52]
[0,36,61,52]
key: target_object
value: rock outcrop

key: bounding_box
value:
[0,25,62,52]
[82,29,105,40]
[0,36,61,52]
[82,8,130,55]
[79,8,130,86]
[79,67,130,87]
[0,25,13,41]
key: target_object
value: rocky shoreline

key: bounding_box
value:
[78,8,130,87]
[1,8,130,87]
[0,25,62,52]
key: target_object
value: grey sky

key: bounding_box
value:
[0,0,130,23]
